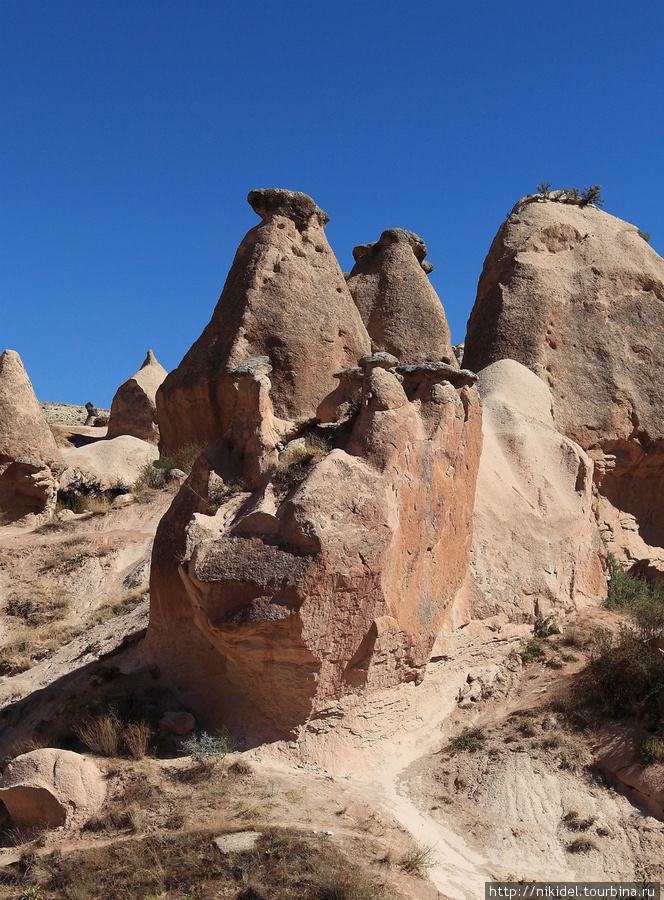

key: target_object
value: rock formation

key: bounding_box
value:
[0,748,106,828]
[60,434,159,493]
[463,197,664,576]
[107,349,167,443]
[156,189,370,452]
[347,228,455,364]
[146,356,482,738]
[0,349,62,522]
[448,360,606,633]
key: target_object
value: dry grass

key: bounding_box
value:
[0,623,79,676]
[6,578,70,627]
[0,826,393,899]
[74,712,154,759]
[41,535,122,572]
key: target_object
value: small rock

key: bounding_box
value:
[165,468,186,483]
[158,711,196,735]
[213,831,261,853]
[111,493,134,509]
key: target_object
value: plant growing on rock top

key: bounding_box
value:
[536,182,552,199]
[580,184,604,207]
[638,229,652,243]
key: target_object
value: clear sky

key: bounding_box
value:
[2,0,663,406]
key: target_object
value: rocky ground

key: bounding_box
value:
[40,402,110,426]
[0,486,662,899]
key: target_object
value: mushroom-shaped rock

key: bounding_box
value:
[107,350,167,444]
[0,349,62,521]
[347,229,455,364]
[156,189,370,452]
[463,196,664,576]
[0,749,106,828]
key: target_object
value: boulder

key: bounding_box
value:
[0,749,106,828]
[0,349,61,522]
[448,360,606,631]
[60,434,159,492]
[156,189,370,452]
[145,357,482,738]
[463,196,664,576]
[107,350,167,444]
[347,228,455,364]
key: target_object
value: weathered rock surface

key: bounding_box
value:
[0,749,106,828]
[156,189,370,452]
[463,197,664,576]
[146,359,482,738]
[347,228,455,364]
[107,350,167,444]
[0,350,62,521]
[446,360,606,633]
[60,435,158,492]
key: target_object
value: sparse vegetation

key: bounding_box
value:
[208,478,246,511]
[448,726,486,755]
[74,709,154,759]
[181,727,234,763]
[273,431,330,492]
[633,735,664,767]
[567,838,598,853]
[0,826,392,900]
[399,843,437,875]
[605,552,664,638]
[580,184,604,207]
[638,229,652,243]
[537,181,552,199]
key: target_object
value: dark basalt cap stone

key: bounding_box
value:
[359,352,400,371]
[229,356,272,377]
[248,189,330,227]
[395,361,478,385]
[333,367,365,380]
[352,228,431,271]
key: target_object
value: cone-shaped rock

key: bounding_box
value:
[107,349,167,444]
[157,190,371,451]
[463,195,664,575]
[0,350,61,521]
[347,228,455,364]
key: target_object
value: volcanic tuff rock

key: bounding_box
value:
[463,197,664,576]
[145,358,482,737]
[0,349,62,521]
[156,189,370,452]
[347,228,455,364]
[107,349,167,443]
[448,360,606,632]
[0,749,106,828]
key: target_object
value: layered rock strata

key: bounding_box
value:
[0,349,62,521]
[347,228,455,364]
[146,357,482,738]
[107,349,167,443]
[449,360,606,632]
[463,197,664,575]
[156,189,370,452]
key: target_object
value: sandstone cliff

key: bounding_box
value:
[463,196,664,576]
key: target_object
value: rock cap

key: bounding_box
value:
[248,188,330,227]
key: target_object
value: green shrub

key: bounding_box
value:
[208,479,246,512]
[153,442,205,475]
[633,735,664,767]
[580,184,604,207]
[181,728,234,762]
[605,553,664,639]
[534,615,561,638]
[638,229,652,243]
[537,181,552,199]
[448,727,486,755]
[586,628,664,722]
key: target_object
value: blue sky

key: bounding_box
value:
[2,0,663,406]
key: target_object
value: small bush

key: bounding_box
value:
[448,727,486,755]
[399,844,437,875]
[74,714,121,757]
[520,637,544,663]
[563,810,595,831]
[123,721,153,760]
[208,479,246,512]
[534,615,561,638]
[580,185,604,208]
[633,735,664,767]
[605,553,664,639]
[536,181,552,199]
[273,433,330,492]
[154,442,205,475]
[638,229,652,243]
[567,838,598,853]
[181,728,234,762]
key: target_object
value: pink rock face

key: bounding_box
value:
[145,361,482,738]
[107,349,167,444]
[347,229,455,364]
[0,349,61,522]
[449,360,606,631]
[156,189,370,453]
[463,196,664,576]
